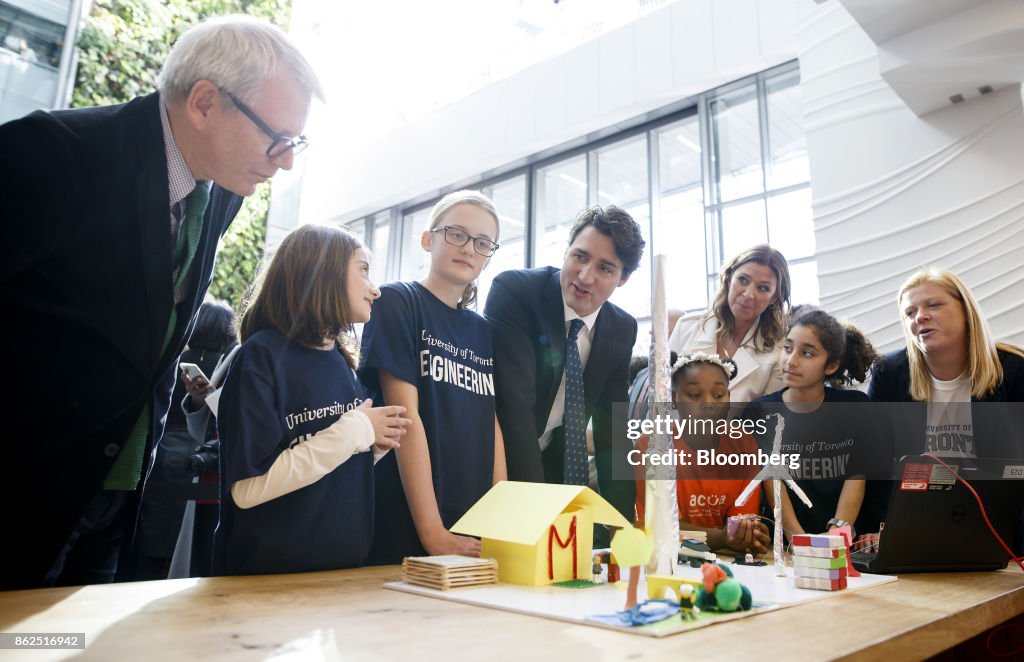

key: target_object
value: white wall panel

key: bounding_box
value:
[798,1,1024,351]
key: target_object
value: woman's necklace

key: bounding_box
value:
[717,332,738,359]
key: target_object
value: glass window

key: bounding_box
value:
[709,84,763,203]
[633,318,651,358]
[765,68,809,191]
[344,218,366,244]
[596,136,648,210]
[0,2,66,68]
[368,211,390,285]
[598,135,650,319]
[361,63,815,332]
[655,116,707,312]
[766,187,815,261]
[398,207,431,281]
[478,175,527,307]
[719,199,768,262]
[534,155,587,268]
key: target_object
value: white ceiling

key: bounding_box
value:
[840,0,1024,115]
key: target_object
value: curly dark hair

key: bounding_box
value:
[788,307,879,386]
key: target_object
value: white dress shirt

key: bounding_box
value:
[668,310,783,405]
[538,300,601,451]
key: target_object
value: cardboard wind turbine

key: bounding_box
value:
[735,413,812,576]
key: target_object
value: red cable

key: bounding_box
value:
[921,454,1024,573]
[985,616,1024,657]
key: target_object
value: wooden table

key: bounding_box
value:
[1,565,1021,661]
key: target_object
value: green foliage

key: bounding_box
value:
[71,0,292,309]
[209,182,270,309]
[72,0,291,109]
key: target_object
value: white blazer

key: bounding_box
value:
[667,310,783,404]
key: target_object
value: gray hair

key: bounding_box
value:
[158,15,324,104]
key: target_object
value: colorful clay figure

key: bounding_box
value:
[694,562,752,612]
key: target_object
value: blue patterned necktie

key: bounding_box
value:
[563,318,588,485]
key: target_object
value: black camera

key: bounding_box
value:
[189,439,220,477]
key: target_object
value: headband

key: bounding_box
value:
[671,351,738,381]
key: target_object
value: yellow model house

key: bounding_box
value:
[451,481,631,586]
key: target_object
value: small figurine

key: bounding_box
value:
[694,562,752,613]
[592,554,603,583]
[599,551,621,583]
[734,552,767,567]
[678,584,699,620]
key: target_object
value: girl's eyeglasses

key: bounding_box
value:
[430,226,499,257]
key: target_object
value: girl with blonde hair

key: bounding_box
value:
[360,190,507,562]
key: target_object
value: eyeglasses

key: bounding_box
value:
[221,89,309,158]
[430,226,500,257]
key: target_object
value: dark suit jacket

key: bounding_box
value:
[868,348,1024,459]
[484,267,637,520]
[0,93,243,588]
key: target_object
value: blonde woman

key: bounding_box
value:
[869,267,1024,459]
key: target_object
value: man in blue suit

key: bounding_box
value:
[484,207,644,524]
[0,15,323,589]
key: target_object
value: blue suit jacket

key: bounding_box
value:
[0,93,243,588]
[484,266,637,521]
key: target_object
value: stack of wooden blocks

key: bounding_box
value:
[402,555,499,591]
[791,534,848,591]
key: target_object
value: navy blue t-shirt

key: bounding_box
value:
[215,327,374,575]
[749,387,881,535]
[359,282,495,563]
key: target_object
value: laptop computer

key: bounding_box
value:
[852,455,1024,573]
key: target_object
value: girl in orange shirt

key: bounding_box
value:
[635,352,770,555]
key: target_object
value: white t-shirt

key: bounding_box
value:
[925,373,975,458]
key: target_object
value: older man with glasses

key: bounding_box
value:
[0,15,323,590]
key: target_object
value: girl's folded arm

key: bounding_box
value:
[231,408,374,509]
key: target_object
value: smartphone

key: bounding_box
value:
[179,362,209,383]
